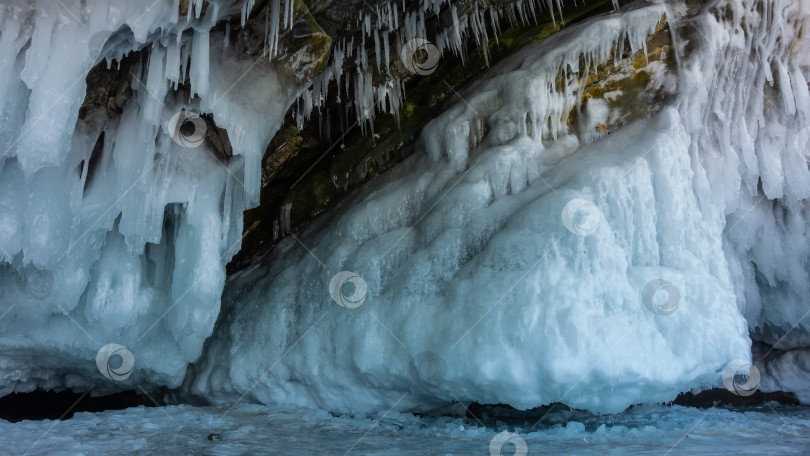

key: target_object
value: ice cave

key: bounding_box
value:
[1,0,810,453]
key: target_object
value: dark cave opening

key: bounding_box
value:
[1,386,797,426]
[0,388,167,423]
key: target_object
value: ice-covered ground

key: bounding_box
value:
[3,403,810,455]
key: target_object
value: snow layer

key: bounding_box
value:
[188,0,810,414]
[0,0,301,395]
[3,402,810,455]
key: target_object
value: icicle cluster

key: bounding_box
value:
[290,0,578,140]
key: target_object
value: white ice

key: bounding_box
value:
[188,0,810,415]
[0,0,303,395]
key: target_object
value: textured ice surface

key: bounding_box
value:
[1,0,809,420]
[2,403,810,455]
[188,0,810,414]
[0,0,301,395]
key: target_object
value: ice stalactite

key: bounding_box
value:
[0,0,304,395]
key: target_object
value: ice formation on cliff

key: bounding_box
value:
[0,0,301,394]
[0,0,588,399]
[187,0,810,414]
[0,0,581,398]
[0,0,809,417]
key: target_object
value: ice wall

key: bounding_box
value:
[0,0,301,395]
[188,0,810,414]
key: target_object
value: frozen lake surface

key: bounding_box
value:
[3,402,810,455]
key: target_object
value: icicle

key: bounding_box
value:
[418,9,426,40]
[333,40,345,101]
[527,0,538,25]
[264,7,269,58]
[363,13,369,36]
[383,31,390,73]
[166,40,180,87]
[545,0,556,26]
[280,204,292,234]
[490,7,501,44]
[193,0,204,18]
[374,29,381,73]
[360,33,367,69]
[241,0,256,26]
[189,30,210,98]
[269,0,281,57]
[450,6,464,63]
[288,0,295,29]
[393,2,399,29]
[224,22,230,49]
[178,42,189,88]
